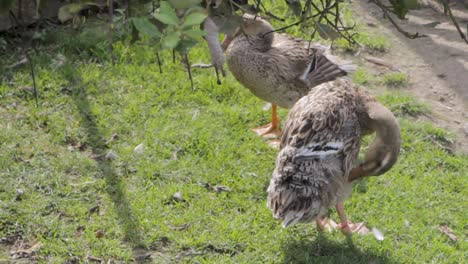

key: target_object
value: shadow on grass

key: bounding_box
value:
[68,74,146,253]
[282,233,398,264]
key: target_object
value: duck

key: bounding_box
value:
[224,14,355,137]
[266,78,401,234]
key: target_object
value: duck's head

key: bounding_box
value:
[222,14,274,51]
[240,14,273,36]
[349,101,401,181]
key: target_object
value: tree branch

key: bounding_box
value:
[371,0,426,39]
[441,0,468,44]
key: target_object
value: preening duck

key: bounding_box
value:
[267,79,401,234]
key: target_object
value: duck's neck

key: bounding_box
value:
[349,103,401,181]
[249,23,274,52]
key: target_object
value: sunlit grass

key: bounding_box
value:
[0,3,466,264]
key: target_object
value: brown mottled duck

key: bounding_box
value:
[224,15,355,137]
[267,79,401,234]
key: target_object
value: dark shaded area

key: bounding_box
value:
[282,233,398,264]
[66,68,147,257]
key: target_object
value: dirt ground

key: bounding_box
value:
[354,0,468,155]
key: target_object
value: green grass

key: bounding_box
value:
[353,68,374,85]
[1,9,467,264]
[378,92,429,116]
[383,72,409,87]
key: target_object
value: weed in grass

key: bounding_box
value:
[378,92,429,117]
[353,68,373,85]
[383,72,409,87]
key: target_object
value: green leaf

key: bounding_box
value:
[175,38,198,53]
[182,12,207,28]
[316,23,340,41]
[183,29,207,39]
[163,31,181,49]
[285,0,302,17]
[169,0,201,9]
[58,3,87,23]
[153,1,179,26]
[389,0,420,19]
[404,0,420,9]
[132,17,161,39]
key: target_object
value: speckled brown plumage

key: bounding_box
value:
[225,16,355,109]
[267,79,401,228]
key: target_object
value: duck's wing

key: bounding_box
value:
[272,35,355,88]
[267,83,361,227]
[299,44,356,87]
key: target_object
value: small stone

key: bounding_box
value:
[105,150,119,160]
[172,192,184,202]
[15,189,24,201]
[134,143,145,155]
[372,227,384,241]
[404,219,410,227]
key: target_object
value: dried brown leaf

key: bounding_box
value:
[438,225,457,241]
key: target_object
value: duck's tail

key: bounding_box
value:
[267,145,350,228]
[300,44,356,88]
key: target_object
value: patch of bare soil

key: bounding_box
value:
[354,0,468,154]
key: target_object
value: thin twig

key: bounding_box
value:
[184,53,194,91]
[372,0,426,39]
[441,0,468,44]
[156,53,162,73]
[307,0,358,44]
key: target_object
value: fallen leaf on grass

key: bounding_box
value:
[133,247,152,262]
[10,241,42,260]
[75,225,86,237]
[169,223,191,231]
[87,255,104,262]
[176,248,203,259]
[95,230,105,238]
[438,225,457,241]
[205,183,231,193]
[7,58,28,69]
[18,86,34,93]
